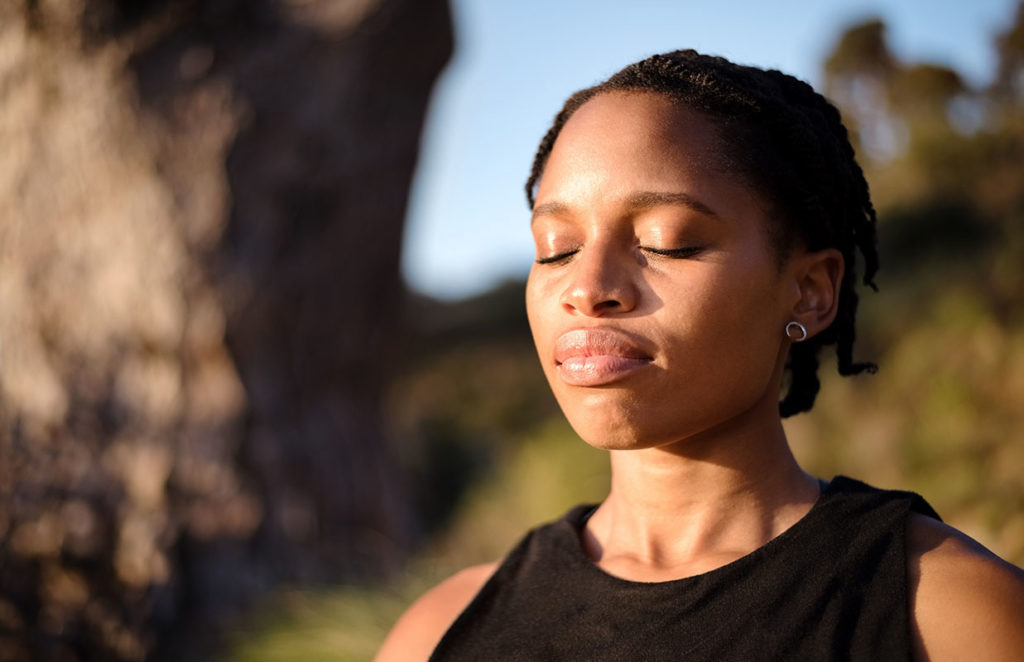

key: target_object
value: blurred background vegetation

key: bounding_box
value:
[2,1,1023,661]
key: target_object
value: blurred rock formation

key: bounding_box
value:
[0,0,451,658]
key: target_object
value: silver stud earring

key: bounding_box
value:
[785,321,808,342]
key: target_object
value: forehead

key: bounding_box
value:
[562,91,723,155]
[535,91,755,213]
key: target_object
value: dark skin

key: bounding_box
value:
[376,91,1024,662]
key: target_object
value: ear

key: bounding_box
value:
[787,248,843,339]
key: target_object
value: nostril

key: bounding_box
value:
[560,279,635,316]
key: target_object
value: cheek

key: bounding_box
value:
[719,290,787,396]
[525,270,555,363]
[525,269,542,337]
[664,255,781,332]
[660,261,788,393]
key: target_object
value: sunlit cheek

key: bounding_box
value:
[526,268,563,305]
[524,275,552,341]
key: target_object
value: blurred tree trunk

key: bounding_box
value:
[0,0,451,659]
[209,0,451,583]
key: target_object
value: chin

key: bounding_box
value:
[555,388,745,453]
[559,399,672,451]
[554,389,638,447]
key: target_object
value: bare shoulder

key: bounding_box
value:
[907,513,1024,661]
[374,562,499,662]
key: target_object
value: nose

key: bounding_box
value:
[559,242,638,316]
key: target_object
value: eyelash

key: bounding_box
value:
[535,250,579,265]
[535,246,703,265]
[641,246,704,259]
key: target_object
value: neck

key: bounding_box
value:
[583,415,820,581]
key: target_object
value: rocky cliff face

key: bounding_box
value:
[0,0,451,658]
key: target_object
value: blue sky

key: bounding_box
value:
[402,0,1018,300]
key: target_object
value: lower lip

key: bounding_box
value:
[556,355,652,386]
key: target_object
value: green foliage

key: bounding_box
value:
[888,63,964,117]
[226,418,604,661]
[385,333,560,531]
[824,18,893,79]
[431,418,608,566]
[994,3,1024,100]
[226,587,414,662]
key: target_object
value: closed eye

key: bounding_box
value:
[535,249,579,265]
[641,246,704,259]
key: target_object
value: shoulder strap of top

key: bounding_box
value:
[828,475,941,520]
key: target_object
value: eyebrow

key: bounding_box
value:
[531,200,570,221]
[624,191,720,218]
[531,190,720,223]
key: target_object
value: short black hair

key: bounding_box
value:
[525,49,878,417]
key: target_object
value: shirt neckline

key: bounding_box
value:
[559,477,834,587]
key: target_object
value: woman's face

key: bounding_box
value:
[526,91,802,451]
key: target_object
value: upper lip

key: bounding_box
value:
[554,328,654,364]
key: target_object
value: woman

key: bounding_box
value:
[377,50,1024,660]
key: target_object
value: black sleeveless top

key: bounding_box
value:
[429,476,940,661]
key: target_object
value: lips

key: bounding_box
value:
[554,328,654,386]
